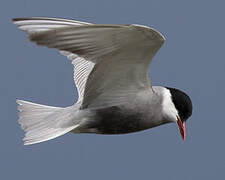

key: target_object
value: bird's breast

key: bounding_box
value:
[85,104,163,134]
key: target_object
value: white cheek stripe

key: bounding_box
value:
[162,88,179,122]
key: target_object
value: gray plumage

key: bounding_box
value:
[13,17,192,145]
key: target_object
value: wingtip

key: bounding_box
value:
[12,17,36,23]
[16,99,22,105]
[12,18,18,23]
[12,18,23,22]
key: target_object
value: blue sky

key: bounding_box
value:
[0,0,224,179]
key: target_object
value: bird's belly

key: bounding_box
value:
[84,106,155,134]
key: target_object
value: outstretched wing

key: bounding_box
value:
[13,17,165,109]
[13,17,94,103]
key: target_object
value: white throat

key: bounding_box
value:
[162,88,179,122]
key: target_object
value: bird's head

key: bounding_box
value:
[162,87,193,140]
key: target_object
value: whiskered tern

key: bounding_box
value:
[13,17,192,145]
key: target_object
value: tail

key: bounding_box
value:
[17,100,81,145]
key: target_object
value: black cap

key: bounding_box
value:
[166,87,193,122]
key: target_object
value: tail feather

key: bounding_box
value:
[17,100,80,145]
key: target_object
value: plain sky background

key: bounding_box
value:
[0,0,224,179]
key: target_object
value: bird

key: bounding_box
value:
[13,17,192,145]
